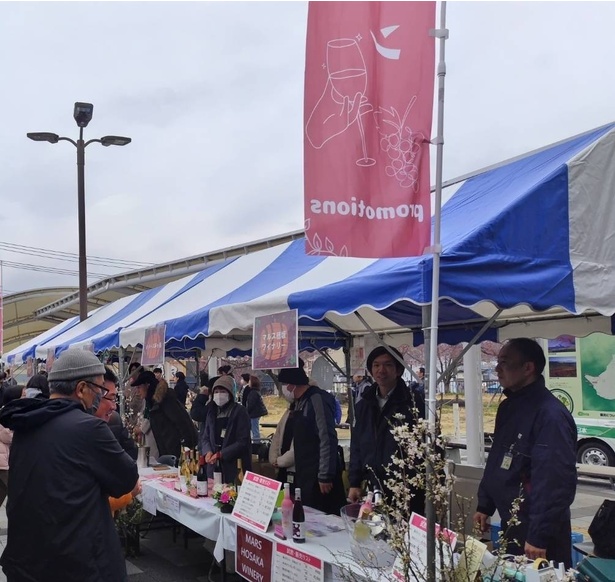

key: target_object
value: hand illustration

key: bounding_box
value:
[306,81,372,149]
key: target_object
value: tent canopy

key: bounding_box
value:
[7,122,615,364]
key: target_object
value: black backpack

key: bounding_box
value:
[589,499,615,558]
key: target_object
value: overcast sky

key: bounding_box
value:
[1,1,614,294]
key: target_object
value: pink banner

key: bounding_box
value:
[304,1,436,258]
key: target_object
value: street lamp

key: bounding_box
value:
[27,102,131,322]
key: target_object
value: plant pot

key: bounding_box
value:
[220,504,233,514]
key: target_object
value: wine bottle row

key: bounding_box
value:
[175,446,244,497]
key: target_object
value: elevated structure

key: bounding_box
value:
[2,287,77,353]
[2,231,304,354]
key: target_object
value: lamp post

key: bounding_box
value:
[27,102,131,322]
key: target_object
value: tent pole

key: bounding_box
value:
[118,347,125,419]
[426,4,448,580]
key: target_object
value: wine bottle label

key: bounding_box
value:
[197,481,208,496]
[292,521,305,543]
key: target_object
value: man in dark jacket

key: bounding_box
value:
[474,338,577,568]
[348,345,425,514]
[0,349,139,582]
[278,360,346,515]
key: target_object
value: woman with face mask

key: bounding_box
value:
[201,375,252,483]
[268,384,296,492]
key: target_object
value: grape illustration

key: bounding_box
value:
[373,98,424,191]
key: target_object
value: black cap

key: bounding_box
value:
[277,358,309,385]
[131,370,157,387]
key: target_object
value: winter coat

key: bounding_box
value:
[148,381,198,458]
[0,425,12,470]
[241,386,268,419]
[201,401,252,483]
[174,378,189,407]
[108,411,138,460]
[349,378,425,512]
[0,397,138,582]
[476,376,577,550]
[291,386,345,514]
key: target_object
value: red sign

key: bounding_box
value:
[252,310,298,370]
[304,1,436,258]
[235,526,273,582]
[142,324,166,367]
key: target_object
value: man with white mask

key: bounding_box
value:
[277,359,345,514]
[201,375,251,483]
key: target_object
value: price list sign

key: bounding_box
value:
[273,543,324,582]
[232,472,281,532]
[235,526,273,582]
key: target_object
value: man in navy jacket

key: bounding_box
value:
[474,338,577,568]
[348,345,425,514]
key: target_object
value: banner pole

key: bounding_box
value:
[426,3,448,580]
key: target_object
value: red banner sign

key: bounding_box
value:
[235,526,273,582]
[142,324,166,367]
[252,310,298,370]
[304,1,436,258]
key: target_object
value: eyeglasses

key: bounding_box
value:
[84,381,109,398]
[102,393,118,403]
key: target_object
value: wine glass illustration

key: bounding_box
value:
[326,39,375,167]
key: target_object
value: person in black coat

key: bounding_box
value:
[348,345,425,515]
[174,371,189,407]
[240,375,268,440]
[201,375,252,483]
[0,349,138,582]
[474,338,577,568]
[278,361,346,515]
[131,370,198,459]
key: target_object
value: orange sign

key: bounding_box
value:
[142,324,166,366]
[252,310,298,370]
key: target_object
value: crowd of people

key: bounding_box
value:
[0,336,582,579]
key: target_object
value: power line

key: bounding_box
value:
[1,260,110,279]
[0,241,153,269]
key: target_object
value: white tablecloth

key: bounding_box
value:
[140,471,383,580]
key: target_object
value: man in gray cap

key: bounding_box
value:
[0,349,139,582]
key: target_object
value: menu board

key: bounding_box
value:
[236,526,274,582]
[273,543,324,582]
[232,471,282,532]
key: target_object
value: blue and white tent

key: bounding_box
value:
[7,122,615,363]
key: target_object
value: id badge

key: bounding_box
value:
[220,429,227,439]
[501,452,513,470]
